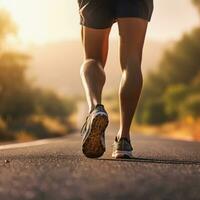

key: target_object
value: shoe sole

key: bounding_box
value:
[112,150,133,159]
[82,113,109,158]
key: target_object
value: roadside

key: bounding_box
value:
[133,118,200,142]
[103,101,200,142]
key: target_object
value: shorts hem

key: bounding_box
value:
[80,22,113,29]
[116,15,151,22]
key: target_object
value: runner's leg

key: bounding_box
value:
[80,26,111,113]
[117,18,148,140]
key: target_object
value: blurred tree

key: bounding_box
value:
[136,26,200,124]
[35,89,76,120]
[163,84,189,120]
[0,9,77,141]
[192,71,200,86]
[141,99,167,125]
[0,9,36,121]
[0,52,35,120]
[156,28,200,87]
[192,0,200,13]
[0,9,17,48]
[180,95,200,119]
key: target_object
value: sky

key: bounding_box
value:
[0,0,199,45]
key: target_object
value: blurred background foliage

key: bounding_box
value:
[136,24,200,125]
[0,9,77,142]
[193,0,200,13]
[134,0,200,125]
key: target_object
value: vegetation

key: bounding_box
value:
[0,9,16,47]
[192,0,200,13]
[135,1,200,125]
[0,9,77,141]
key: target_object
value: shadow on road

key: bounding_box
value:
[98,157,200,165]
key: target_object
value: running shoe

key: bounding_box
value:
[112,137,133,159]
[81,104,109,158]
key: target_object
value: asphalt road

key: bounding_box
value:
[0,121,200,200]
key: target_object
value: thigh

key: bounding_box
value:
[117,18,148,71]
[81,26,111,68]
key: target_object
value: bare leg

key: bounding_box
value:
[80,26,111,113]
[117,18,148,140]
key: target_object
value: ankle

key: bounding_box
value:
[89,105,95,114]
[116,133,130,141]
[89,103,103,113]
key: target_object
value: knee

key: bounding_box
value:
[122,57,142,74]
[122,58,143,85]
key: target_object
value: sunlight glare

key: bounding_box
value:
[0,0,80,45]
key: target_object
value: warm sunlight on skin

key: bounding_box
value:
[0,0,199,45]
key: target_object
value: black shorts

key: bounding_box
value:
[78,0,154,29]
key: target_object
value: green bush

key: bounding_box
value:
[0,52,36,121]
[35,89,76,119]
[141,99,167,125]
[136,27,200,125]
[0,9,78,141]
[163,84,189,120]
[0,9,16,45]
[180,95,200,119]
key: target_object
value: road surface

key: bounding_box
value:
[0,121,200,200]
